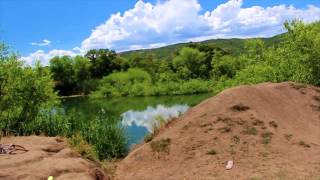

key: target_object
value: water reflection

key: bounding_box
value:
[62,93,213,146]
[121,104,189,132]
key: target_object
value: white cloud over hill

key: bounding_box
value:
[22,0,320,65]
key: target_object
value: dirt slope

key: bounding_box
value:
[116,82,320,180]
[0,136,107,180]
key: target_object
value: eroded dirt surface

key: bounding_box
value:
[0,136,107,180]
[116,82,320,180]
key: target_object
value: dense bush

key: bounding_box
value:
[212,21,320,93]
[0,56,59,135]
[91,68,153,97]
[91,67,212,98]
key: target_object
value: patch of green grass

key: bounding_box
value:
[231,135,240,144]
[206,149,217,155]
[68,133,98,161]
[261,132,273,144]
[250,176,264,180]
[231,103,250,112]
[261,132,273,138]
[269,121,278,128]
[150,138,171,153]
[262,137,271,144]
[144,115,167,143]
[299,140,311,148]
[242,126,258,135]
[252,119,264,126]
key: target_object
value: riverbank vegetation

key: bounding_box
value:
[49,20,320,99]
[0,46,127,160]
[1,20,319,161]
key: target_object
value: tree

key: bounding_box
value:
[127,53,158,78]
[73,56,91,82]
[172,47,207,80]
[49,56,75,95]
[284,20,320,85]
[85,49,123,78]
[211,54,240,81]
[0,47,58,135]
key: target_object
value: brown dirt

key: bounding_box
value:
[0,136,107,180]
[115,82,320,180]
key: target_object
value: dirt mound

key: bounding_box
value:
[115,82,320,180]
[0,136,107,180]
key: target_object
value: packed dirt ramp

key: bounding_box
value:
[115,82,320,180]
[0,136,107,180]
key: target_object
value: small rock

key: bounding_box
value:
[226,160,234,170]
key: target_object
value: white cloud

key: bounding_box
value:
[21,49,78,66]
[22,0,320,65]
[121,104,189,132]
[81,0,320,51]
[30,39,51,47]
[81,0,206,51]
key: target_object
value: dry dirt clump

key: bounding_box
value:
[116,82,320,180]
[0,136,108,180]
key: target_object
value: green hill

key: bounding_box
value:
[120,34,284,60]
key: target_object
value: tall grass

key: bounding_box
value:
[3,106,127,160]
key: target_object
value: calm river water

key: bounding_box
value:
[62,93,213,147]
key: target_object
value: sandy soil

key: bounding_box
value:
[0,136,107,180]
[115,82,320,180]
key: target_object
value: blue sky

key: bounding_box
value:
[0,0,320,65]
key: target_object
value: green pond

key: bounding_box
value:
[62,93,213,147]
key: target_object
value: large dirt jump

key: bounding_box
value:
[115,82,320,180]
[0,136,107,180]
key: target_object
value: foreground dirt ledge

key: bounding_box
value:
[0,136,107,180]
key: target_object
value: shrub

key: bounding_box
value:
[82,115,127,159]
[150,138,171,153]
[269,121,278,128]
[144,115,166,143]
[231,103,250,112]
[206,149,217,155]
[242,126,258,135]
[261,132,273,144]
[0,54,59,136]
[299,141,311,148]
[231,135,240,144]
[68,133,98,161]
[91,68,152,97]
